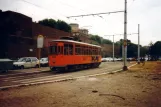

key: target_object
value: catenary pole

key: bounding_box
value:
[138,24,140,64]
[113,35,115,62]
[123,0,128,70]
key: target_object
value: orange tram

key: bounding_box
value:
[48,40,102,72]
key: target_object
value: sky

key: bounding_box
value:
[0,0,161,46]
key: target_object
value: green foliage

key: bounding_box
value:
[90,35,102,44]
[90,35,112,45]
[56,20,71,32]
[91,41,100,45]
[127,43,138,58]
[149,41,161,60]
[38,19,71,32]
[102,39,112,44]
[38,19,57,28]
[118,39,148,58]
[115,41,121,46]
[140,47,148,57]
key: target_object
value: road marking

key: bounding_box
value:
[128,63,137,68]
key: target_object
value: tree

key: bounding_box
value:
[38,19,71,32]
[118,39,134,57]
[140,46,148,57]
[38,19,57,28]
[90,35,113,45]
[56,20,71,32]
[149,41,161,60]
[102,39,112,45]
[127,43,138,58]
[90,35,102,44]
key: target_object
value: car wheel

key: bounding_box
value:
[20,65,24,69]
[35,64,39,68]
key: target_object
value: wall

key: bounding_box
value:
[0,10,71,58]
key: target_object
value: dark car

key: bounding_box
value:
[0,59,14,72]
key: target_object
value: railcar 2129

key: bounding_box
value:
[48,40,102,72]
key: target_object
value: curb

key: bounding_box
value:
[0,63,137,91]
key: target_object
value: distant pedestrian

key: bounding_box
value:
[140,57,145,66]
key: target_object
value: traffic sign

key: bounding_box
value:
[37,35,44,48]
[123,40,127,47]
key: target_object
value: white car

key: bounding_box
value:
[101,58,107,62]
[106,57,113,62]
[13,57,39,69]
[40,58,48,67]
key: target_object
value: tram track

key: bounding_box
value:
[0,62,136,90]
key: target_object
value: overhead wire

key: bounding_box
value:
[53,0,90,14]
[16,0,68,20]
[53,0,107,20]
[127,0,136,10]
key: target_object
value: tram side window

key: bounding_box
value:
[89,47,92,55]
[64,44,73,55]
[69,44,73,55]
[98,48,100,55]
[87,47,89,55]
[64,44,68,55]
[58,46,63,54]
[93,49,95,55]
[96,49,98,55]
[96,48,98,55]
[50,45,57,54]
[85,47,87,55]
[100,48,102,55]
[85,47,88,55]
[75,48,78,55]
[95,49,98,55]
[77,45,81,55]
[75,45,81,55]
[81,46,84,55]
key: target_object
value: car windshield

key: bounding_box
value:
[18,58,26,62]
[42,58,48,61]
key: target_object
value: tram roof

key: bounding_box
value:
[51,39,101,48]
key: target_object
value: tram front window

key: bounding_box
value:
[50,45,57,55]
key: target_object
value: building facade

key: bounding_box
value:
[0,10,71,59]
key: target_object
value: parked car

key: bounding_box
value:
[106,57,113,62]
[0,59,14,72]
[117,58,122,61]
[101,58,108,62]
[13,57,39,69]
[40,58,48,67]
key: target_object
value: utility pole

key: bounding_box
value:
[138,24,140,64]
[123,0,128,71]
[105,32,138,64]
[113,35,115,62]
[67,1,129,70]
[104,35,115,62]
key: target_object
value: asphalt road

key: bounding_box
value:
[0,62,134,89]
